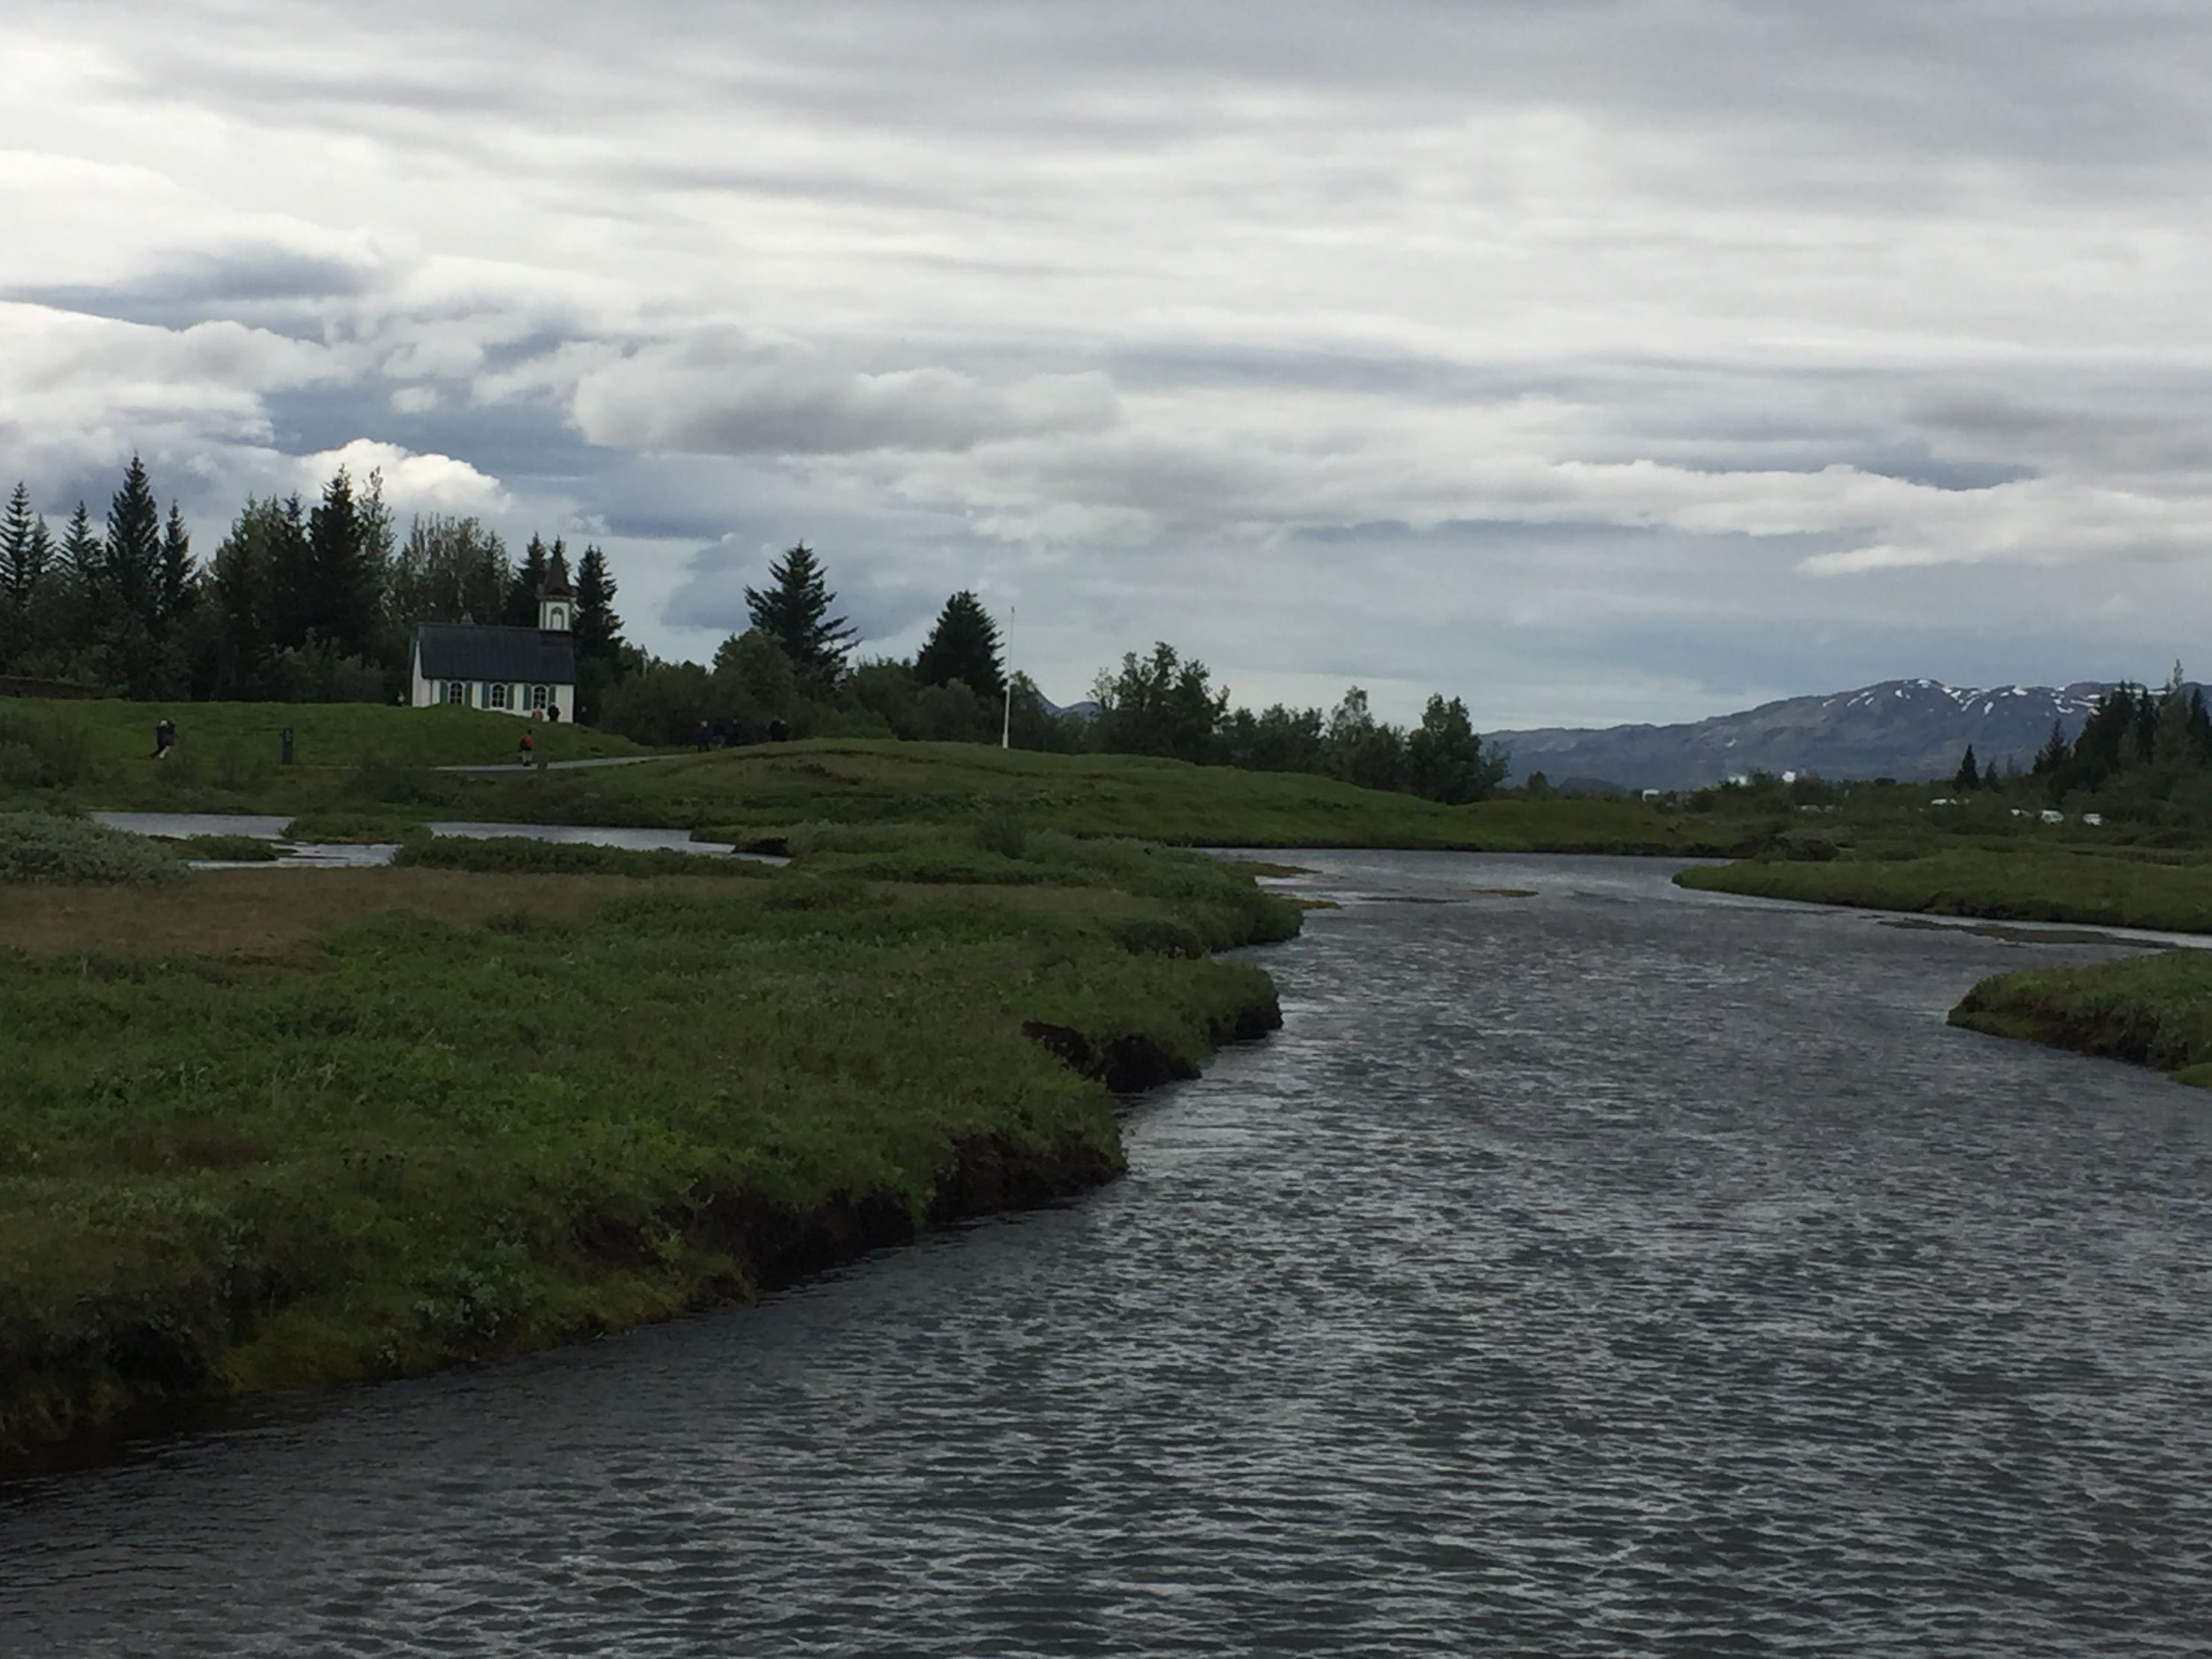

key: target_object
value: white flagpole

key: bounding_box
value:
[1001,604,1015,749]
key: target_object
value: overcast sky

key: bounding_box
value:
[5,1,2210,726]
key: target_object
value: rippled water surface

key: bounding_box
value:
[6,853,2211,1656]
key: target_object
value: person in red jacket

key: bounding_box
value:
[518,728,534,768]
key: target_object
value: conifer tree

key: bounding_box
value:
[573,544,623,662]
[506,534,552,626]
[263,495,317,653]
[158,503,195,633]
[913,589,1004,699]
[1954,745,1980,791]
[307,467,378,657]
[572,543,626,723]
[55,502,103,664]
[743,542,856,681]
[0,482,42,666]
[104,455,163,639]
[2031,718,2070,776]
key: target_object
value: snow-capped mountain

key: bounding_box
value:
[1486,679,2118,791]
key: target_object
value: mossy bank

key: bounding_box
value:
[1677,846,2212,935]
[1950,949,2212,1089]
[0,830,1298,1464]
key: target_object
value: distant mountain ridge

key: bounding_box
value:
[1486,679,2125,791]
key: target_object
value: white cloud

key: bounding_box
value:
[296,439,511,515]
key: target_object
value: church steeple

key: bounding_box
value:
[539,566,573,634]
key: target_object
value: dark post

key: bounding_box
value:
[280,726,295,766]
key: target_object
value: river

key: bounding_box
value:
[4,852,2209,1656]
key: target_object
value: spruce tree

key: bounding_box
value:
[263,495,317,652]
[158,503,195,633]
[56,503,103,667]
[913,589,1004,699]
[571,543,625,724]
[104,455,163,639]
[1954,745,1980,791]
[2031,718,2070,776]
[743,542,856,680]
[0,483,37,666]
[307,467,378,657]
[506,534,552,626]
[574,545,624,661]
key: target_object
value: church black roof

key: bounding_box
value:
[414,624,576,684]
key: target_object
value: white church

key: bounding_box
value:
[409,573,580,721]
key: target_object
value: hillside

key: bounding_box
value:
[1488,679,2116,790]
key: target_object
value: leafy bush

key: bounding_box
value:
[0,813,182,886]
[342,757,464,808]
[0,707,95,789]
[972,795,1028,860]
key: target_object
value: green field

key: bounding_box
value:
[1676,847,2212,934]
[429,740,1775,853]
[1951,950,2212,1088]
[6,695,1786,851]
[1,697,648,816]
[0,826,1298,1459]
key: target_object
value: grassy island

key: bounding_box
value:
[0,823,1298,1462]
[1677,847,2212,935]
[1950,950,2212,1089]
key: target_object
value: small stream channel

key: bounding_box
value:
[89,812,766,868]
[4,852,2208,1655]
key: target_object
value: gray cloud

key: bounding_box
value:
[7,1,2212,723]
[570,332,1119,457]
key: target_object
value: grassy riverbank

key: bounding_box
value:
[0,833,1297,1461]
[1676,847,2212,934]
[1950,951,2212,1088]
[431,741,1773,854]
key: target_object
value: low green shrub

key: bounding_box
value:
[972,795,1028,860]
[394,836,776,879]
[0,707,95,789]
[170,834,280,862]
[282,812,431,844]
[0,813,182,886]
[343,757,463,809]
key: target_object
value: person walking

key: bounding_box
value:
[152,718,176,760]
[518,728,535,769]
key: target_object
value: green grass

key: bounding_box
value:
[1,697,650,817]
[0,849,1295,1459]
[1950,950,2212,1086]
[1677,846,2212,933]
[280,812,430,844]
[456,740,1770,852]
[393,837,780,880]
[14,701,1797,854]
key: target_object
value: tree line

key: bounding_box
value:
[1,462,1508,804]
[0,457,627,714]
[611,545,1509,804]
